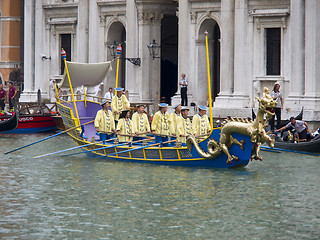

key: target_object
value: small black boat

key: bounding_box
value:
[0,112,19,133]
[274,135,320,153]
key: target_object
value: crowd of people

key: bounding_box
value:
[94,87,211,146]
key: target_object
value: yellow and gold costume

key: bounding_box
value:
[132,112,150,136]
[111,95,130,121]
[192,114,210,136]
[151,111,170,135]
[94,109,115,132]
[116,118,135,142]
[177,116,192,143]
[169,112,181,135]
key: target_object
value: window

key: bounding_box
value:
[60,34,71,74]
[266,28,281,75]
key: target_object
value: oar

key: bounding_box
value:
[260,148,281,154]
[260,146,319,156]
[106,139,178,156]
[62,137,154,157]
[5,120,95,154]
[32,138,116,159]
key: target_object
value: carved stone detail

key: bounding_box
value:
[138,12,163,25]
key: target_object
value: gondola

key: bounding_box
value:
[0,111,18,133]
[274,135,320,153]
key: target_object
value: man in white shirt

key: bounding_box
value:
[94,83,104,102]
[179,73,188,106]
[104,87,113,100]
[276,117,310,141]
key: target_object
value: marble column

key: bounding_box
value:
[303,0,320,109]
[138,12,162,105]
[77,0,89,63]
[20,0,35,102]
[232,0,250,107]
[126,0,140,102]
[214,0,234,107]
[288,0,305,98]
[88,0,99,63]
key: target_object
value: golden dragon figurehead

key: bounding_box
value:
[255,87,277,119]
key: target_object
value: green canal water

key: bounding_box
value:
[0,134,319,239]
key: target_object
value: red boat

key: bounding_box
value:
[0,103,57,134]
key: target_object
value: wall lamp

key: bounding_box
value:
[147,39,161,60]
[108,41,141,66]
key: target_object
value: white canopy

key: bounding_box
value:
[58,61,112,88]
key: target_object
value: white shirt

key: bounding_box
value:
[95,85,103,96]
[179,77,188,89]
[271,90,282,108]
[104,91,113,100]
[286,120,306,133]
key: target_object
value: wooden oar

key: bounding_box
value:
[106,139,177,157]
[260,146,319,156]
[5,120,95,154]
[32,138,116,159]
[62,137,155,157]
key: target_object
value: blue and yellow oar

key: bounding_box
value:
[5,120,94,155]
[62,137,154,157]
[32,138,116,159]
[107,139,177,157]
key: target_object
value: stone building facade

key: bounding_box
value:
[21,0,320,122]
[0,0,23,89]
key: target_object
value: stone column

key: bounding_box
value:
[304,0,320,109]
[288,0,305,98]
[214,0,234,107]
[138,12,162,105]
[77,0,89,63]
[88,0,99,63]
[232,0,250,107]
[126,0,140,102]
[20,0,35,102]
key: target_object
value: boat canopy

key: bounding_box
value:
[58,61,112,88]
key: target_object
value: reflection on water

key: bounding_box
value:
[0,134,319,239]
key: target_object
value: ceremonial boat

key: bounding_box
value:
[55,43,277,168]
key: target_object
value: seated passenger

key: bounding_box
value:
[116,110,135,143]
[94,100,115,141]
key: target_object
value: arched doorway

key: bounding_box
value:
[197,19,220,104]
[107,22,126,90]
[160,15,178,104]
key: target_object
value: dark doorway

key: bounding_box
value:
[60,34,71,74]
[213,24,220,101]
[161,15,178,105]
[266,28,281,75]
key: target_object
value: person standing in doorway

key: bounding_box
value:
[179,73,188,106]
[269,83,283,131]
[8,82,17,112]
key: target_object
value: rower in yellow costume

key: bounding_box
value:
[151,103,170,144]
[94,100,116,141]
[192,106,211,138]
[132,104,150,140]
[177,106,192,145]
[111,87,130,122]
[169,103,181,136]
[116,110,135,143]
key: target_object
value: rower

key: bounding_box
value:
[176,106,192,146]
[192,106,211,138]
[151,103,170,145]
[169,103,181,137]
[116,109,135,143]
[132,104,150,141]
[111,87,130,124]
[276,117,310,142]
[94,99,116,141]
